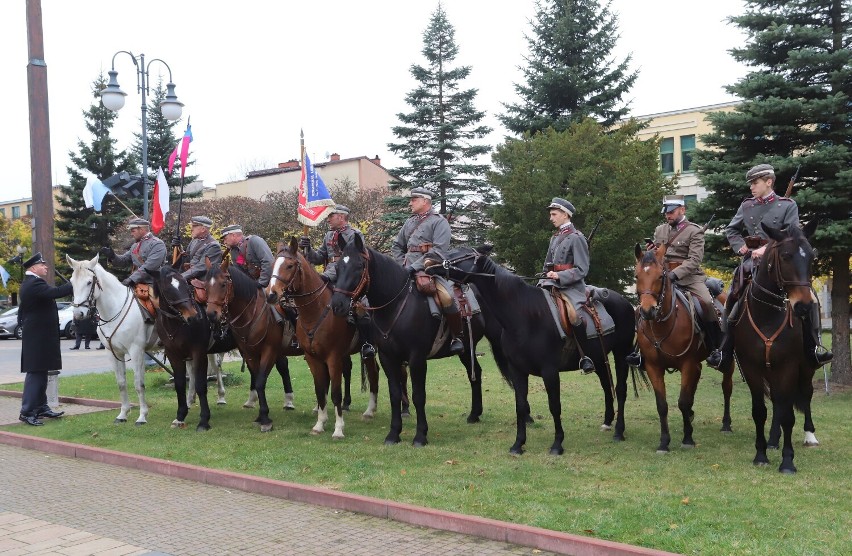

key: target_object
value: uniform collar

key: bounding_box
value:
[554,223,574,236]
[756,192,776,205]
[670,216,686,229]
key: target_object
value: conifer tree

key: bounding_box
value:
[692,0,851,380]
[500,0,637,134]
[387,3,493,244]
[55,74,136,274]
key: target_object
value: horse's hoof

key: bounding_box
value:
[779,466,797,474]
[803,432,819,447]
[767,444,779,450]
[310,428,323,435]
[283,404,295,411]
[217,400,227,406]
[332,433,345,440]
[384,437,401,446]
[753,459,769,467]
[600,423,612,431]
[242,403,255,409]
[260,423,273,432]
[720,427,733,434]
[362,413,375,420]
[412,439,428,448]
[804,440,819,447]
[342,404,351,412]
[612,434,625,442]
[681,443,695,449]
[171,421,187,429]
[525,414,534,424]
[135,421,146,426]
[196,424,211,432]
[114,418,127,424]
[549,447,564,456]
[656,448,670,454]
[466,415,481,424]
[509,447,524,456]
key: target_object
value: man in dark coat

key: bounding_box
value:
[18,252,73,426]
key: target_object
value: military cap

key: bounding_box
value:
[746,164,775,182]
[220,225,243,237]
[127,218,150,229]
[23,252,47,269]
[661,194,686,214]
[409,187,433,200]
[328,204,350,215]
[190,215,213,227]
[547,197,575,216]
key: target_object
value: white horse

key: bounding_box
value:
[68,254,159,424]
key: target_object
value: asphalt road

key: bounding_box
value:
[0,336,116,385]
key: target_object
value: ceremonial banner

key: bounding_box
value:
[297,151,334,227]
[151,167,170,234]
[82,175,111,211]
[168,121,193,178]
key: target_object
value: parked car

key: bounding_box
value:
[0,302,77,339]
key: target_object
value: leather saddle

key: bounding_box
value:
[190,278,208,304]
[133,284,157,322]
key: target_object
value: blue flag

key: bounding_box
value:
[82,175,111,211]
[297,151,335,227]
[0,265,10,288]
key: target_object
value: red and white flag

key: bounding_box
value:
[151,167,170,234]
[168,121,193,178]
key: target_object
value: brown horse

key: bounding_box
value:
[265,238,380,439]
[633,244,735,452]
[727,222,818,473]
[204,258,300,432]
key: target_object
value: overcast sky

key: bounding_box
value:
[1,0,748,202]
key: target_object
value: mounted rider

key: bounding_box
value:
[714,163,832,370]
[299,204,376,359]
[220,224,274,288]
[180,216,222,281]
[625,195,723,368]
[391,187,464,355]
[537,197,595,373]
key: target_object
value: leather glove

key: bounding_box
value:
[667,271,679,282]
[298,236,311,249]
[100,246,115,260]
[170,237,182,248]
[122,277,135,288]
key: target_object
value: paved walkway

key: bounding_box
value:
[0,394,673,556]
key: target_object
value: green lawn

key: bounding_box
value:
[3,352,850,555]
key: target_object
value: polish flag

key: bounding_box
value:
[151,167,170,234]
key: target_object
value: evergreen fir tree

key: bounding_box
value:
[500,0,637,134]
[55,74,136,274]
[387,3,493,244]
[692,0,851,381]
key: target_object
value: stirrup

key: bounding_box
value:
[812,347,833,366]
[625,351,642,367]
[579,356,595,374]
[449,337,464,355]
[360,343,376,359]
[706,349,723,369]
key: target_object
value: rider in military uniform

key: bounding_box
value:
[181,215,223,281]
[391,187,464,355]
[537,197,595,373]
[101,218,167,288]
[625,195,723,368]
[715,163,832,369]
[220,225,274,288]
[299,204,376,359]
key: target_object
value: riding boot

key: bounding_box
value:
[280,305,300,349]
[444,307,465,355]
[357,313,376,359]
[803,304,832,367]
[703,315,723,369]
[625,348,642,368]
[713,290,739,371]
[572,321,596,374]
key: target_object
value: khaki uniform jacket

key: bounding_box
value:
[391,211,451,271]
[305,225,364,283]
[726,194,799,255]
[228,235,273,287]
[653,218,712,305]
[182,234,223,281]
[112,233,167,284]
[537,224,589,308]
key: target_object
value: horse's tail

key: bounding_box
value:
[601,289,637,359]
[631,365,652,397]
[489,334,515,390]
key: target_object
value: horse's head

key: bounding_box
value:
[760,221,816,317]
[424,245,492,283]
[67,254,101,320]
[330,233,368,317]
[267,237,301,305]
[204,257,233,322]
[634,243,668,321]
[147,266,199,323]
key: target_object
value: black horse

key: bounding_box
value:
[430,246,636,455]
[330,234,513,447]
[148,265,238,432]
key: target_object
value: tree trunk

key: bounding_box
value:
[829,253,851,384]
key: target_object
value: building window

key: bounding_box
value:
[26,204,32,215]
[685,194,698,205]
[0,208,5,218]
[11,206,20,219]
[660,137,674,174]
[680,135,696,173]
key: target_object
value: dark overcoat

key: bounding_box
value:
[18,274,73,373]
[75,314,98,336]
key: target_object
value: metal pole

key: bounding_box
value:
[139,53,149,220]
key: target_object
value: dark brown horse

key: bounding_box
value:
[265,238,380,439]
[633,244,735,452]
[204,258,301,432]
[727,222,819,473]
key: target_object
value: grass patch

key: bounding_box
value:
[3,353,851,555]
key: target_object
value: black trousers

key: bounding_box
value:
[20,372,49,417]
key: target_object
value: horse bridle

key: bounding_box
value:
[750,237,810,311]
[73,268,129,325]
[636,264,675,323]
[272,250,329,307]
[432,249,492,282]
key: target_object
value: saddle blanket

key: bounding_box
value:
[542,286,615,339]
[426,282,481,318]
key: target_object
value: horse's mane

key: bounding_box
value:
[205,263,260,301]
[641,250,657,265]
[483,256,552,321]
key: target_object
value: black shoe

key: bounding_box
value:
[449,337,464,355]
[360,343,376,359]
[625,351,642,367]
[579,356,596,374]
[812,348,833,367]
[706,349,722,369]
[69,346,79,350]
[97,345,106,350]
[85,346,91,349]
[37,409,65,419]
[19,414,44,426]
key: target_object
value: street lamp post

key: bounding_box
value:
[99,51,184,220]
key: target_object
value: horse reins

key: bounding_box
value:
[637,264,696,359]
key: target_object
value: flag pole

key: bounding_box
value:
[301,129,309,239]
[172,117,189,265]
[107,192,140,219]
